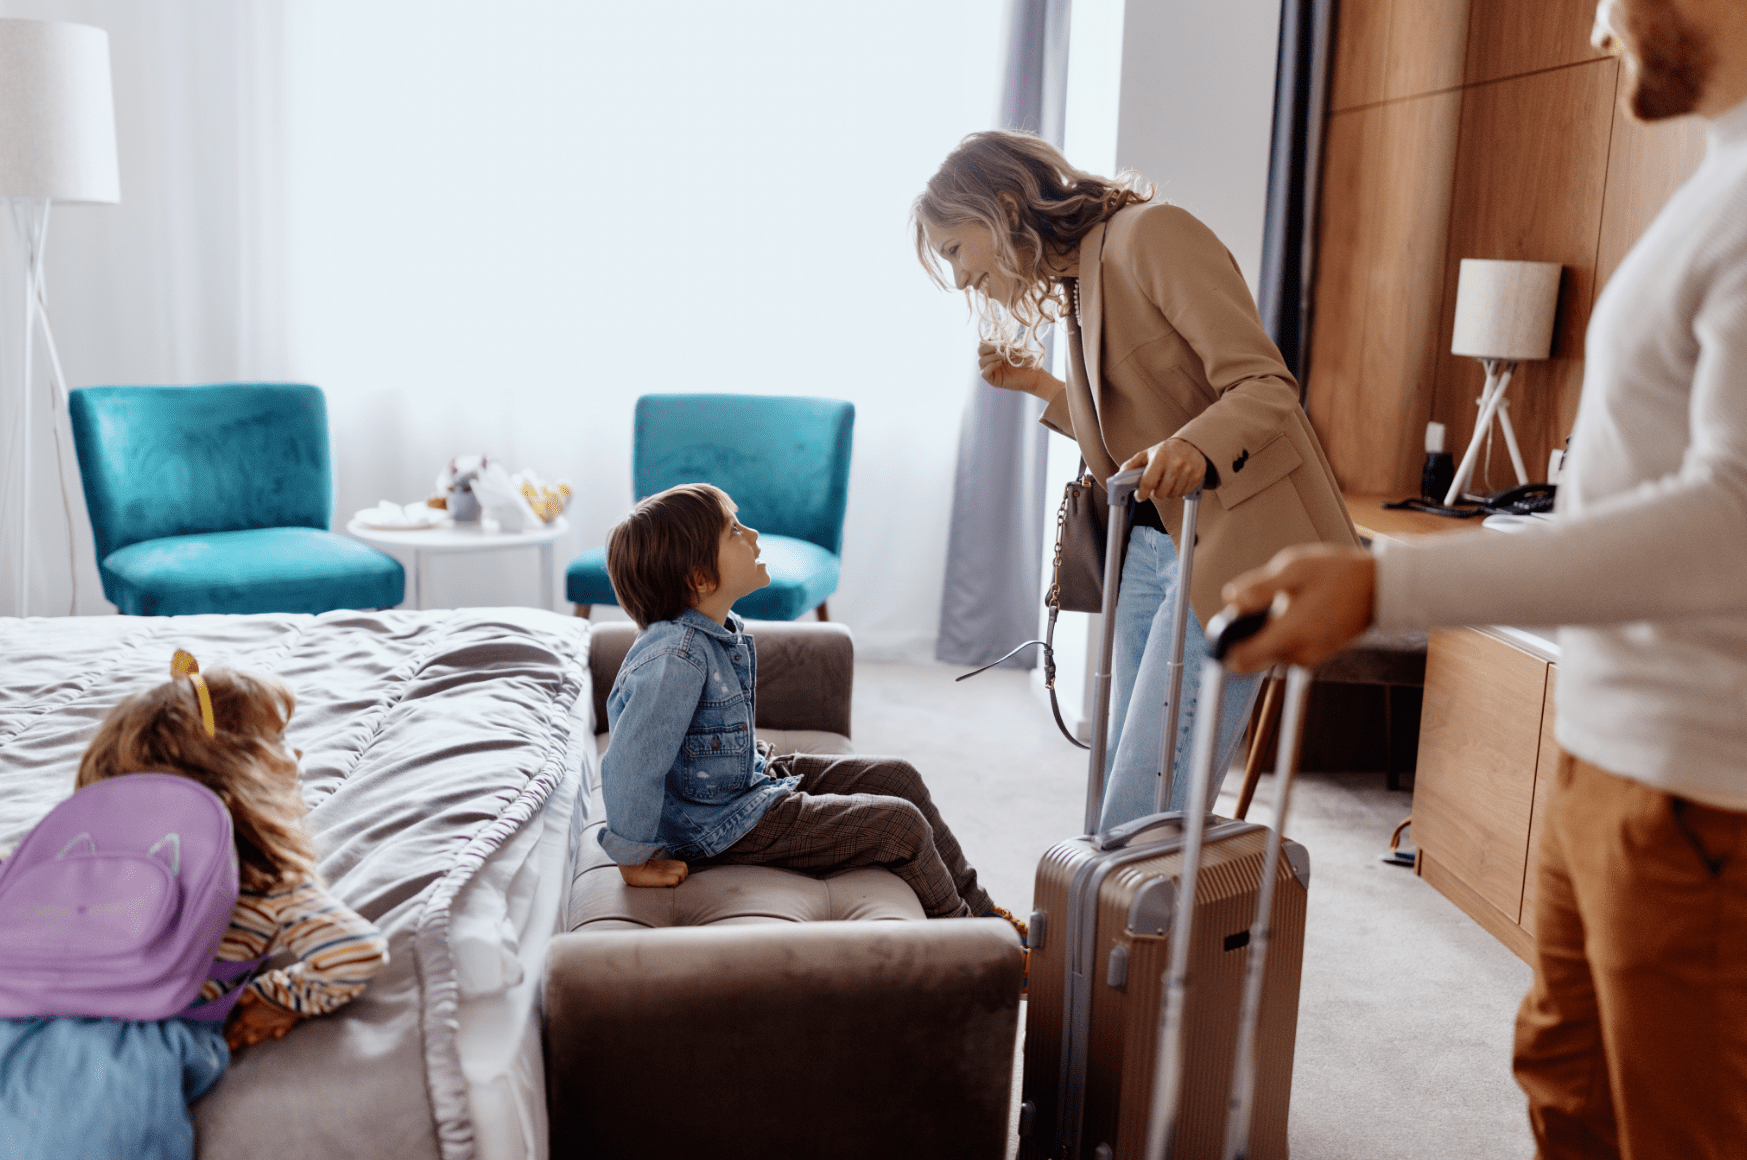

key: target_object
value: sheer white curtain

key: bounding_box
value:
[283,2,1002,656]
[0,0,287,616]
[3,1,1003,657]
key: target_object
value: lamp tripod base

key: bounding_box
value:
[1443,358,1531,506]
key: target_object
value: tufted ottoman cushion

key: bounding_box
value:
[568,796,925,930]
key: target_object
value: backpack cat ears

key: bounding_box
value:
[170,650,216,739]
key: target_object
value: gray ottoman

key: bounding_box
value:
[544,620,1022,1160]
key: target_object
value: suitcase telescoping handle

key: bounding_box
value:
[1154,483,1202,815]
[1085,467,1140,833]
[1085,468,1204,835]
[1145,607,1312,1160]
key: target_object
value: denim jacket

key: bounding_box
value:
[598,610,799,865]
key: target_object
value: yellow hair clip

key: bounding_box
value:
[170,649,216,738]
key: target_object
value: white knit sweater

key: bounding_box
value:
[1373,99,1747,810]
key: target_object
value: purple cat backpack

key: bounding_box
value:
[0,773,263,1022]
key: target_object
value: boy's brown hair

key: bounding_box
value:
[78,667,320,893]
[606,483,734,629]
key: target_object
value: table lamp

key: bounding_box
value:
[1443,258,1562,506]
[0,18,120,615]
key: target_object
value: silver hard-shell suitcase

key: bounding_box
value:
[1020,467,1316,1160]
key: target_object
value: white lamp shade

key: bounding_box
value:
[0,18,119,203]
[1450,258,1561,361]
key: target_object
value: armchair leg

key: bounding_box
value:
[815,601,830,622]
[574,604,591,618]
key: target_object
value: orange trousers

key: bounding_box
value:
[1514,751,1747,1159]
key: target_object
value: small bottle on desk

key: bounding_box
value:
[1420,422,1455,502]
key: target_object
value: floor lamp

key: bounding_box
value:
[1443,258,1562,506]
[0,19,119,617]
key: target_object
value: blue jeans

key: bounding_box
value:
[0,1016,229,1160]
[1099,526,1263,831]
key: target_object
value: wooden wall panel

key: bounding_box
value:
[1308,93,1462,493]
[1464,0,1608,87]
[1356,93,1464,491]
[1331,0,1468,110]
[1594,110,1708,296]
[1305,109,1376,483]
[1330,0,1393,111]
[1384,0,1470,101]
[1310,2,1700,498]
[1429,60,1618,492]
[1383,0,1467,100]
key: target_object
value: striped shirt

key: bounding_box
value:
[199,878,389,1015]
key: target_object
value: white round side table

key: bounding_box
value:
[345,515,570,611]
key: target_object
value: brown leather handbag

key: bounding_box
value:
[1054,462,1107,614]
[957,460,1114,749]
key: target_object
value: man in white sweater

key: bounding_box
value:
[1224,2,1747,1157]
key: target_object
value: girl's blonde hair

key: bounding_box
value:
[78,667,319,893]
[912,129,1152,360]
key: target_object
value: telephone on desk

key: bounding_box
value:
[1480,482,1556,516]
[1383,481,1557,519]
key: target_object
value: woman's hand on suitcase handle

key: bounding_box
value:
[1121,438,1209,502]
[1219,544,1376,673]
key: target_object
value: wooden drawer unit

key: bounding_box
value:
[1412,627,1559,962]
[1520,671,1559,933]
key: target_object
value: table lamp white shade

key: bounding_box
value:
[1441,258,1563,504]
[1450,258,1561,361]
[0,18,119,202]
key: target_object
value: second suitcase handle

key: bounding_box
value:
[1145,604,1303,1160]
[1209,608,1270,659]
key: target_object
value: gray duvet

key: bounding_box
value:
[0,608,591,1160]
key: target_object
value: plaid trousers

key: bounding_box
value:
[708,753,995,920]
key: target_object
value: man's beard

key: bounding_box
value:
[1594,0,1716,121]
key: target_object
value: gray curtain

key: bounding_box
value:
[1257,0,1337,398]
[934,0,1071,669]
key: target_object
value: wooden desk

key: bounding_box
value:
[1341,494,1557,964]
[1342,493,1480,543]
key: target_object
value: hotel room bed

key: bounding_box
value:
[0,607,594,1160]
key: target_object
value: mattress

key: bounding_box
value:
[453,705,588,1160]
[0,608,593,1160]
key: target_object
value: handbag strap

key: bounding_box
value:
[954,461,1093,750]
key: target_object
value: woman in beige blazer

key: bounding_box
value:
[915,131,1357,829]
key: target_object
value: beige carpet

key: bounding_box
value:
[852,660,1536,1160]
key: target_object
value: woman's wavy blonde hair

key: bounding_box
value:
[78,667,319,893]
[913,129,1152,360]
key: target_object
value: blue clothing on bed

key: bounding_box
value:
[0,1015,229,1160]
[598,610,801,865]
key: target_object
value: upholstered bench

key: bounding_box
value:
[544,620,1022,1160]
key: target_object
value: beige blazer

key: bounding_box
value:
[1040,203,1359,623]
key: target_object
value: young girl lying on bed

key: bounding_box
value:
[599,482,1028,941]
[0,654,388,1160]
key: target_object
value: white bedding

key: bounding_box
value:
[453,695,590,1160]
[0,608,593,1160]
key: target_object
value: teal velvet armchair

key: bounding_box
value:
[69,384,404,616]
[568,394,854,622]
